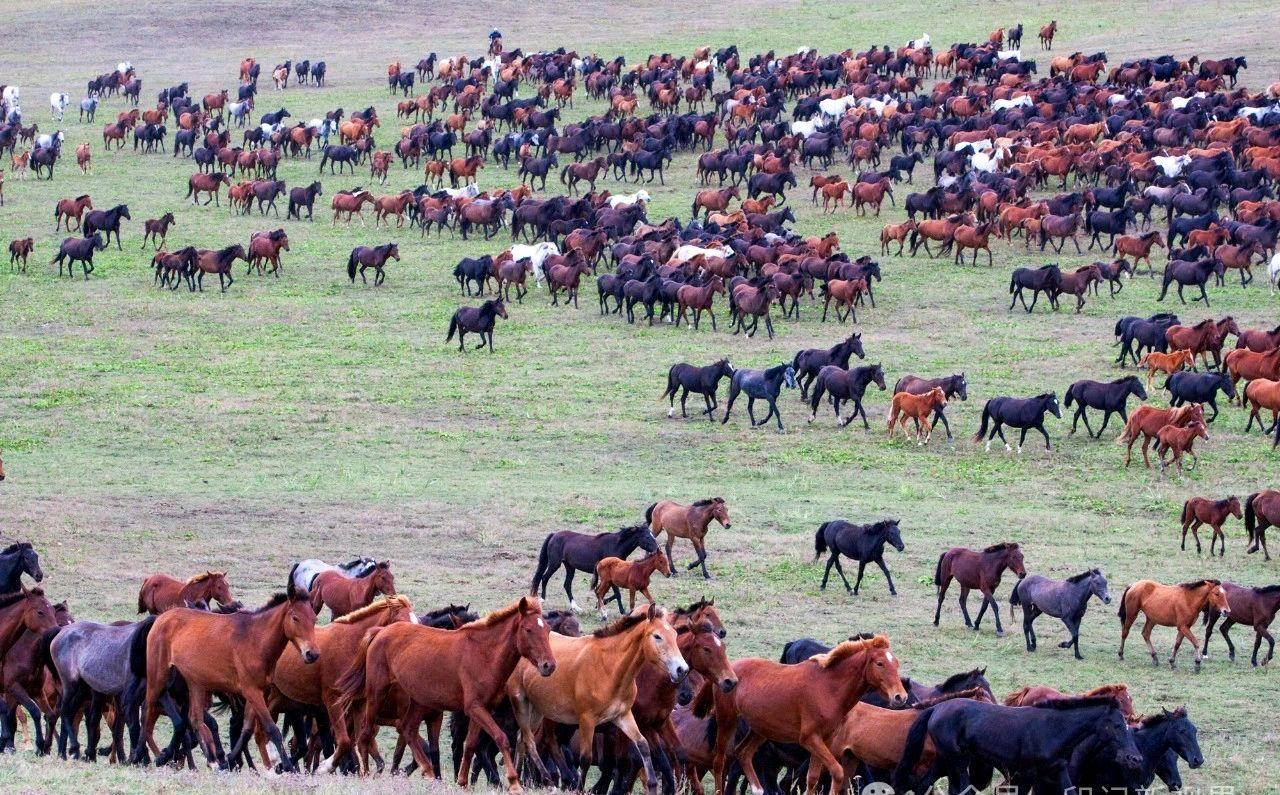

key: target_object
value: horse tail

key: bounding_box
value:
[661,368,678,400]
[37,626,63,686]
[136,581,149,614]
[1180,499,1194,528]
[332,626,382,717]
[1063,385,1075,408]
[184,179,194,199]
[1116,585,1132,622]
[971,401,992,444]
[129,615,157,680]
[530,533,553,595]
[347,249,358,281]
[809,373,826,416]
[814,523,830,560]
[1009,577,1023,609]
[1008,272,1016,294]
[791,349,804,372]
[559,164,570,185]
[1245,492,1258,546]
[892,708,934,794]
[644,502,658,528]
[446,313,459,343]
[933,552,946,587]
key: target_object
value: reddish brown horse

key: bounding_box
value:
[141,213,175,250]
[247,229,289,276]
[933,543,1026,635]
[594,551,670,619]
[54,195,93,231]
[309,561,396,619]
[1245,489,1280,561]
[8,237,34,273]
[674,277,726,330]
[546,250,592,307]
[331,189,376,225]
[1004,683,1136,720]
[186,172,231,206]
[1116,403,1205,467]
[1118,578,1229,670]
[1180,496,1242,556]
[646,498,730,579]
[1244,379,1280,446]
[1155,420,1209,475]
[1166,317,1239,370]
[692,186,740,219]
[887,387,947,445]
[1224,346,1280,399]
[136,571,239,614]
[1204,582,1280,666]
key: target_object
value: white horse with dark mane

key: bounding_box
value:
[291,557,378,592]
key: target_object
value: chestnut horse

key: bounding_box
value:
[54,194,93,231]
[593,551,671,618]
[646,498,731,579]
[1003,683,1136,721]
[934,543,1026,635]
[1138,349,1193,389]
[136,571,239,614]
[886,387,947,445]
[1155,421,1209,474]
[710,635,907,795]
[1244,379,1280,444]
[1118,578,1229,670]
[1180,496,1242,556]
[309,560,396,619]
[1115,403,1205,467]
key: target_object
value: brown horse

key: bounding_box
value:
[951,222,995,266]
[1039,20,1058,49]
[1055,264,1102,312]
[3,599,71,753]
[674,277,726,330]
[54,195,93,231]
[852,178,894,216]
[1115,231,1165,275]
[819,278,867,323]
[1003,683,1136,720]
[1235,325,1280,352]
[933,543,1026,636]
[1155,420,1209,475]
[1115,403,1205,467]
[186,172,230,206]
[880,219,917,255]
[136,571,239,614]
[1245,489,1280,561]
[1180,496,1242,556]
[141,213,176,250]
[1224,346,1280,399]
[310,561,396,619]
[594,551,671,619]
[1244,379,1280,447]
[140,573,319,769]
[646,498,731,579]
[1138,349,1193,389]
[8,237,34,273]
[1118,578,1229,670]
[1166,317,1239,370]
[692,187,740,219]
[710,635,907,795]
[329,597,555,787]
[546,250,592,307]
[373,190,415,228]
[331,189,376,225]
[247,229,289,276]
[887,387,947,445]
[1203,582,1280,666]
[507,605,687,795]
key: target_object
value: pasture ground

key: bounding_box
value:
[2,1,1280,792]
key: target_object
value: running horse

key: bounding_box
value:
[347,242,399,286]
[1203,583,1280,666]
[808,363,886,429]
[1244,489,1280,561]
[446,298,508,352]
[1118,578,1229,670]
[1116,402,1205,468]
[309,560,395,619]
[54,194,93,231]
[136,571,240,614]
[646,498,731,579]
[720,362,798,431]
[662,359,735,420]
[1064,376,1147,438]
[1009,569,1112,659]
[813,518,904,596]
[934,543,1027,635]
[972,393,1062,452]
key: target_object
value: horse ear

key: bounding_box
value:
[518,595,532,614]
[647,602,659,620]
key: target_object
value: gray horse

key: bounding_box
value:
[1009,568,1111,659]
[291,557,378,592]
[50,617,153,761]
[721,363,798,432]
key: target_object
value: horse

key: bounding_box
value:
[886,387,947,445]
[1166,316,1238,371]
[1244,489,1280,561]
[1008,264,1061,312]
[1116,403,1205,468]
[187,171,231,206]
[646,498,731,579]
[446,299,507,352]
[1138,349,1193,389]
[137,571,239,614]
[803,361,884,428]
[1245,379,1280,445]
[1115,232,1165,275]
[933,543,1026,636]
[331,189,375,224]
[892,374,966,441]
[191,244,247,292]
[8,237,33,273]
[1071,707,1204,794]
[819,278,867,323]
[710,636,907,795]
[309,561,395,619]
[0,543,42,592]
[1039,20,1058,49]
[972,392,1062,452]
[287,181,323,220]
[674,277,726,330]
[813,518,904,596]
[54,194,93,231]
[1165,370,1234,422]
[138,569,319,770]
[347,242,399,286]
[1180,496,1242,556]
[82,203,130,249]
[593,552,671,618]
[140,213,175,250]
[1009,569,1111,659]
[247,229,288,276]
[1203,583,1280,666]
[1158,258,1221,306]
[730,282,781,339]
[1064,376,1147,438]
[545,251,592,307]
[1224,346,1280,399]
[1054,264,1101,313]
[662,360,735,420]
[1118,578,1230,670]
[50,233,106,279]
[529,524,659,612]
[721,363,798,432]
[792,334,865,400]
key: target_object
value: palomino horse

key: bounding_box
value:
[1009,569,1112,659]
[136,571,239,614]
[1203,583,1280,666]
[1244,489,1280,561]
[1118,578,1229,670]
[646,498,730,579]
[934,543,1026,635]
[328,597,555,788]
[309,561,395,619]
[138,568,319,770]
[1116,403,1205,468]
[507,605,687,795]
[1180,496,1242,556]
[593,551,671,618]
[710,635,907,795]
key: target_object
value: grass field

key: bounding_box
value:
[2,1,1280,792]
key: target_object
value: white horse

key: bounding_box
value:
[35,130,65,149]
[908,34,930,49]
[1269,252,1280,295]
[991,95,1032,113]
[971,146,1010,174]
[1169,93,1207,111]
[996,49,1021,62]
[291,558,378,592]
[791,119,825,138]
[607,189,650,208]
[818,95,856,120]
[510,241,558,284]
[2,85,20,107]
[1239,104,1280,121]
[116,61,133,77]
[49,93,69,121]
[444,184,481,200]
[673,244,733,261]
[1153,154,1192,178]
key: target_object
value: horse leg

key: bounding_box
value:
[933,576,950,626]
[1140,618,1160,666]
[691,538,711,579]
[851,560,868,595]
[1037,424,1051,451]
[1094,409,1113,439]
[563,567,581,613]
[746,397,758,426]
[958,585,974,628]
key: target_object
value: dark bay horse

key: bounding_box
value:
[813,518,904,595]
[792,334,864,400]
[51,233,106,279]
[1008,264,1062,312]
[347,242,399,286]
[1064,376,1147,438]
[1158,258,1221,306]
[892,373,967,440]
[83,203,132,248]
[807,364,885,429]
[721,363,797,432]
[529,524,659,612]
[934,543,1026,635]
[663,359,735,420]
[1244,488,1280,561]
[1180,496,1241,556]
[647,497,731,579]
[192,244,247,292]
[972,393,1062,452]
[1009,568,1111,659]
[1203,582,1280,666]
[446,298,507,352]
[0,543,43,592]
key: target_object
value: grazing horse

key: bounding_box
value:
[1244,489,1280,561]
[529,524,659,612]
[141,213,175,249]
[309,561,395,619]
[1138,349,1193,389]
[793,334,864,400]
[346,242,399,286]
[721,363,798,432]
[934,543,1027,635]
[50,233,106,279]
[893,373,967,441]
[813,518,904,595]
[1203,583,1280,666]
[710,636,907,795]
[663,359,735,420]
[593,551,671,618]
[446,298,507,352]
[972,393,1062,452]
[1064,376,1147,438]
[1118,578,1230,670]
[646,497,731,579]
[1008,264,1061,312]
[887,387,948,445]
[1009,569,1111,659]
[809,363,886,429]
[1180,496,1242,556]
[1116,403,1205,468]
[137,571,239,614]
[54,194,93,231]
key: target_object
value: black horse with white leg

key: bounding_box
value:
[813,518,904,596]
[972,393,1062,452]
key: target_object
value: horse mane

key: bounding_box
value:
[76,194,90,201]
[592,609,661,638]
[673,598,714,616]
[0,588,43,609]
[764,362,790,378]
[983,542,1018,553]
[938,667,986,691]
[811,634,889,668]
[1032,695,1123,711]
[1138,707,1188,727]
[914,687,990,709]
[1179,578,1221,589]
[0,542,33,555]
[690,498,718,507]
[1066,568,1101,583]
[1190,318,1214,330]
[185,570,225,585]
[461,598,531,630]
[217,244,241,256]
[250,593,290,613]
[1254,584,1280,594]
[332,595,412,624]
[420,603,471,621]
[1081,683,1129,699]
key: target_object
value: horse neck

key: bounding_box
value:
[0,556,21,591]
[237,601,295,661]
[1133,720,1173,764]
[592,623,657,694]
[183,579,219,603]
[818,650,876,711]
[459,611,524,678]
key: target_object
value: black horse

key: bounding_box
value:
[1115,313,1179,366]
[1165,370,1235,421]
[319,145,359,174]
[529,524,659,611]
[747,171,797,204]
[287,181,323,221]
[1158,258,1221,306]
[1064,376,1147,438]
[972,393,1062,452]
[453,255,494,296]
[0,542,43,592]
[1009,264,1062,312]
[622,275,664,325]
[1009,569,1111,659]
[1069,708,1203,795]
[446,298,507,353]
[51,233,107,279]
[813,518,904,595]
[792,334,864,400]
[807,364,885,429]
[662,359,735,420]
[721,363,798,432]
[82,204,131,249]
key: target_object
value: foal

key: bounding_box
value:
[1138,349,1193,389]
[593,551,671,619]
[1155,420,1209,475]
[887,387,947,445]
[1179,496,1241,556]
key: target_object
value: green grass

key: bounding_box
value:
[2,1,1280,792]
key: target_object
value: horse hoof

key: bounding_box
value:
[995,630,1004,637]
[667,408,674,418]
